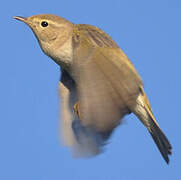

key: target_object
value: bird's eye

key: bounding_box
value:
[41,21,48,27]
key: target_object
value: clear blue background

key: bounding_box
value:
[1,0,180,179]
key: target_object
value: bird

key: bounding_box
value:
[14,14,172,163]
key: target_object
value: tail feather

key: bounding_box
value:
[133,88,172,164]
[149,118,172,164]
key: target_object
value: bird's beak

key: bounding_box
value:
[13,16,34,28]
[13,16,27,23]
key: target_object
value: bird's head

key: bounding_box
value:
[14,14,73,57]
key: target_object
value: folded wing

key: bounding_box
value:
[72,24,143,133]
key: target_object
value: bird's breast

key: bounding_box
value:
[43,36,74,70]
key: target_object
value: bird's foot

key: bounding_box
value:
[73,102,81,119]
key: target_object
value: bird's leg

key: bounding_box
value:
[73,102,81,119]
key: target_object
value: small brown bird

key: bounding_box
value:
[14,14,172,163]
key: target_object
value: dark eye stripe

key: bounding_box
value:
[41,21,48,27]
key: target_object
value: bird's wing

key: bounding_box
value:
[59,70,104,157]
[59,70,77,147]
[72,24,143,133]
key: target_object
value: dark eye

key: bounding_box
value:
[41,21,48,27]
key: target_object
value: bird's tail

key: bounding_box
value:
[132,87,172,164]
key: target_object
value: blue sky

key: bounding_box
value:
[1,0,180,179]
